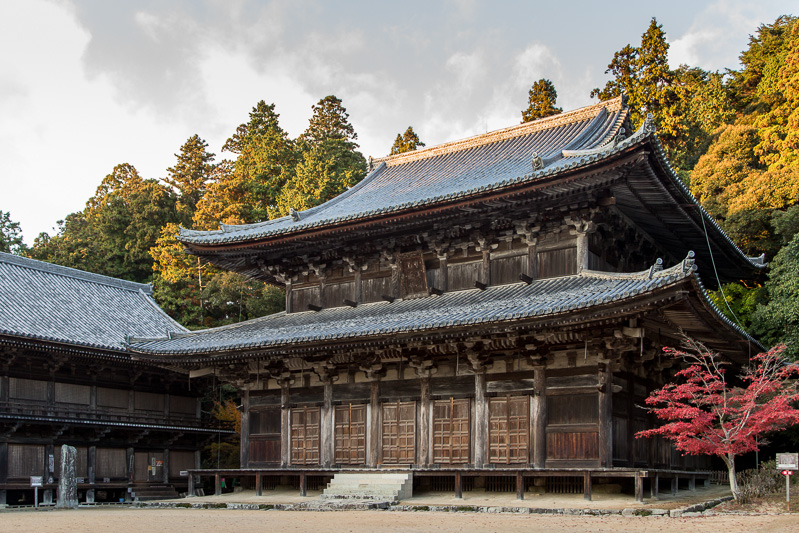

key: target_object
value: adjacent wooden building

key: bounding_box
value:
[0,253,233,505]
[129,97,764,499]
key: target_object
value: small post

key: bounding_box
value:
[516,471,524,501]
[299,472,307,497]
[634,471,643,503]
[689,475,696,492]
[583,472,592,501]
[187,473,194,497]
[255,473,262,497]
[787,471,791,513]
[214,473,221,496]
[34,486,38,508]
[651,473,659,500]
[454,472,462,499]
[671,476,678,496]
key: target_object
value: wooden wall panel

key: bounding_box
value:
[488,395,529,464]
[447,262,481,291]
[9,378,47,401]
[546,432,599,460]
[432,398,470,464]
[170,395,198,415]
[324,281,354,308]
[431,375,473,398]
[250,438,281,465]
[491,254,528,285]
[97,387,129,409]
[291,285,321,311]
[8,444,44,478]
[381,401,416,464]
[290,406,320,465]
[334,404,366,465]
[399,253,428,298]
[55,383,90,405]
[250,407,281,465]
[134,452,149,481]
[547,394,598,425]
[537,247,577,279]
[613,418,628,462]
[134,391,165,412]
[96,448,126,479]
[168,451,196,477]
[362,275,391,303]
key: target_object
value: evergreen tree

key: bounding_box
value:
[299,95,358,147]
[521,79,562,122]
[390,126,426,155]
[164,135,215,225]
[0,211,25,254]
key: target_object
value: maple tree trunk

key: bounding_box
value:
[723,454,741,501]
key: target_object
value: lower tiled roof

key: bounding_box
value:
[0,252,186,352]
[128,257,735,358]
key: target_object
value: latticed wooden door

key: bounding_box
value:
[334,403,366,464]
[433,398,470,464]
[489,395,530,464]
[291,406,320,465]
[381,400,416,464]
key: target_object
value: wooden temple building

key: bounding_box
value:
[128,97,764,501]
[0,253,233,506]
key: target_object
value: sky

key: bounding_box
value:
[1,0,795,243]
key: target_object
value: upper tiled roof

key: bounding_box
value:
[179,98,627,245]
[128,254,754,359]
[0,252,186,352]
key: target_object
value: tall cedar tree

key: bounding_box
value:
[521,79,562,122]
[390,126,426,155]
[164,135,215,226]
[637,338,799,501]
[0,211,25,254]
[276,96,366,216]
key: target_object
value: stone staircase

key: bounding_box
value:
[131,484,179,501]
[320,472,413,504]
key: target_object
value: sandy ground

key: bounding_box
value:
[1,507,797,533]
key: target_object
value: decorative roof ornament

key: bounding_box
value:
[290,208,301,222]
[613,127,626,146]
[532,152,544,171]
[367,156,373,173]
[681,250,697,273]
[648,257,663,279]
[643,113,657,135]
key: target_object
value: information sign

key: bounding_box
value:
[777,452,798,470]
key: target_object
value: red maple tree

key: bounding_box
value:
[637,338,799,500]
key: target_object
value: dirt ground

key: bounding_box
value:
[1,507,798,533]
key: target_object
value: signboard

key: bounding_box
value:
[777,453,798,470]
[179,471,188,477]
[30,476,43,487]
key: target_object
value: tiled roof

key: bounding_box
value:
[128,254,753,358]
[0,252,186,352]
[178,98,627,245]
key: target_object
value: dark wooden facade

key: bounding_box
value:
[130,99,762,498]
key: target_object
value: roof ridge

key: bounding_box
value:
[0,252,151,294]
[373,96,625,167]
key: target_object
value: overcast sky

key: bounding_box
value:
[1,0,794,242]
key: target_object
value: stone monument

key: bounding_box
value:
[56,444,78,509]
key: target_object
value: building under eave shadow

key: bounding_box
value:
[0,253,235,506]
[127,96,765,502]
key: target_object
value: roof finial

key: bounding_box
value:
[367,156,373,172]
[290,208,301,222]
[532,152,544,171]
[643,113,656,134]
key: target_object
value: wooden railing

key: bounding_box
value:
[0,401,234,431]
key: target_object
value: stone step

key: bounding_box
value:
[321,472,413,503]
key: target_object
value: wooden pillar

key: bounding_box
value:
[473,370,487,468]
[321,380,334,467]
[255,472,262,496]
[299,472,307,497]
[0,442,7,507]
[575,231,589,273]
[125,446,135,501]
[86,445,96,503]
[627,373,635,467]
[527,238,538,279]
[598,363,613,468]
[280,381,291,467]
[454,472,462,499]
[417,376,431,467]
[437,254,449,292]
[481,249,491,285]
[214,473,221,496]
[651,473,659,500]
[354,269,362,303]
[583,472,592,501]
[240,389,250,469]
[532,365,546,468]
[634,471,643,502]
[187,472,195,497]
[368,380,380,467]
[689,475,696,492]
[516,471,524,500]
[671,476,678,496]
[43,443,54,504]
[285,279,293,313]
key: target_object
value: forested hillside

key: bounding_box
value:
[2,15,797,357]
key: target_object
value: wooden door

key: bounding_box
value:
[489,395,530,464]
[433,398,470,464]
[334,403,366,465]
[249,407,282,465]
[291,406,320,465]
[381,400,416,464]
